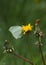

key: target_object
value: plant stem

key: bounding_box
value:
[38,37,46,65]
[11,51,34,65]
[4,40,34,65]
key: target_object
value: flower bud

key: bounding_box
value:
[39,31,43,37]
[35,19,40,26]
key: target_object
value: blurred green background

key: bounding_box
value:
[0,0,46,65]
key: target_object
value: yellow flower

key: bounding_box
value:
[22,23,33,34]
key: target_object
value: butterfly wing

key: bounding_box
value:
[9,26,22,39]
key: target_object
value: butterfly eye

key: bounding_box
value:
[9,26,22,39]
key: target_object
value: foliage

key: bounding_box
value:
[0,0,46,65]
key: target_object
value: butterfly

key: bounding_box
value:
[9,26,22,39]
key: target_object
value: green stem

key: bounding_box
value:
[38,37,46,65]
